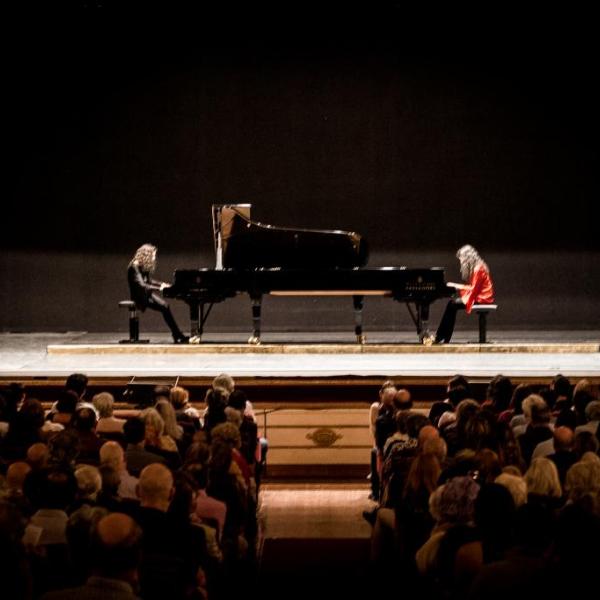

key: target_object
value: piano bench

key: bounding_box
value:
[471,304,498,344]
[118,301,149,344]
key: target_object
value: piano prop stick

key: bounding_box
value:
[163,205,453,344]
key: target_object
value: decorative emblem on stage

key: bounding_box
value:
[306,428,342,447]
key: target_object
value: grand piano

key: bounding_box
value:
[164,204,453,344]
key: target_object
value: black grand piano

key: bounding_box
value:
[164,204,453,344]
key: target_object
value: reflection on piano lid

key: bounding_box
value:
[211,204,368,270]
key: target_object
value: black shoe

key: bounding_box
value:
[174,336,189,344]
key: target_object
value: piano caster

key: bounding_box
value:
[189,335,202,344]
[248,336,261,346]
[356,334,366,345]
[422,334,435,347]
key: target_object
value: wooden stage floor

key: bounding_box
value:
[1,330,599,382]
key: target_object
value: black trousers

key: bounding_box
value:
[435,296,466,343]
[147,293,184,340]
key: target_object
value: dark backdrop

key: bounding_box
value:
[2,5,599,334]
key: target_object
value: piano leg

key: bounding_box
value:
[416,302,432,343]
[188,301,201,343]
[248,295,262,345]
[353,295,366,344]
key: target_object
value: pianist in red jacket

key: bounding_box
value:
[431,244,495,344]
[127,243,189,343]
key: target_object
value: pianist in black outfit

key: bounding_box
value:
[127,243,189,343]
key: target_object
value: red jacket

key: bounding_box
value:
[460,264,495,313]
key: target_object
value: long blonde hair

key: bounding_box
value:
[130,243,157,273]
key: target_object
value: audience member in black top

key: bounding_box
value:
[122,418,166,477]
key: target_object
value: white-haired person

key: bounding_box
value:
[127,243,188,343]
[428,244,495,344]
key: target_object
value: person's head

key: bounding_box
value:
[486,375,513,413]
[474,448,502,483]
[154,399,181,440]
[564,460,600,506]
[463,411,496,452]
[455,398,480,425]
[89,513,143,585]
[456,244,486,280]
[418,424,440,448]
[153,385,171,404]
[6,462,31,492]
[169,386,190,410]
[228,389,248,413]
[56,390,79,415]
[495,472,528,508]
[584,400,600,423]
[137,463,174,511]
[438,475,481,525]
[525,457,562,499]
[393,388,412,410]
[123,417,146,446]
[71,407,98,432]
[184,440,210,467]
[131,243,157,273]
[99,464,121,496]
[573,431,600,460]
[99,441,125,472]
[26,442,49,470]
[92,392,115,419]
[422,435,448,463]
[448,385,469,408]
[212,373,235,394]
[142,407,165,443]
[66,504,109,573]
[510,383,533,415]
[573,379,596,417]
[553,426,574,452]
[522,394,550,425]
[404,452,441,497]
[205,388,229,412]
[379,384,397,407]
[65,373,88,399]
[379,379,396,397]
[447,374,470,395]
[551,375,572,400]
[47,429,80,467]
[406,413,430,439]
[75,465,102,502]
[210,421,242,450]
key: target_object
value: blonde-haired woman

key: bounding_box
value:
[525,457,563,510]
[142,407,181,468]
[127,243,188,343]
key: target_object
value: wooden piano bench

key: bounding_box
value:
[118,301,149,344]
[471,304,498,343]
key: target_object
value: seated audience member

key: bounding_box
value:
[123,418,166,477]
[63,504,109,587]
[134,463,208,600]
[564,459,600,510]
[202,388,228,439]
[141,407,181,469]
[154,399,184,449]
[550,374,572,413]
[517,395,553,465]
[428,375,470,428]
[70,408,103,464]
[170,386,201,429]
[213,372,256,422]
[93,392,126,435]
[442,399,480,457]
[2,461,33,516]
[524,457,563,510]
[46,373,95,422]
[73,465,102,509]
[47,430,80,470]
[1,398,45,460]
[503,383,533,427]
[573,430,600,461]
[41,512,143,600]
[189,463,227,543]
[494,472,528,508]
[0,500,33,600]
[572,378,596,425]
[27,442,50,471]
[546,427,577,484]
[483,375,513,415]
[100,441,138,500]
[575,400,600,436]
[227,389,259,469]
[51,391,79,428]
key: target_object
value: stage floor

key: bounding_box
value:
[1,331,599,380]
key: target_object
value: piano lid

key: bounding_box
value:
[211,204,368,270]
